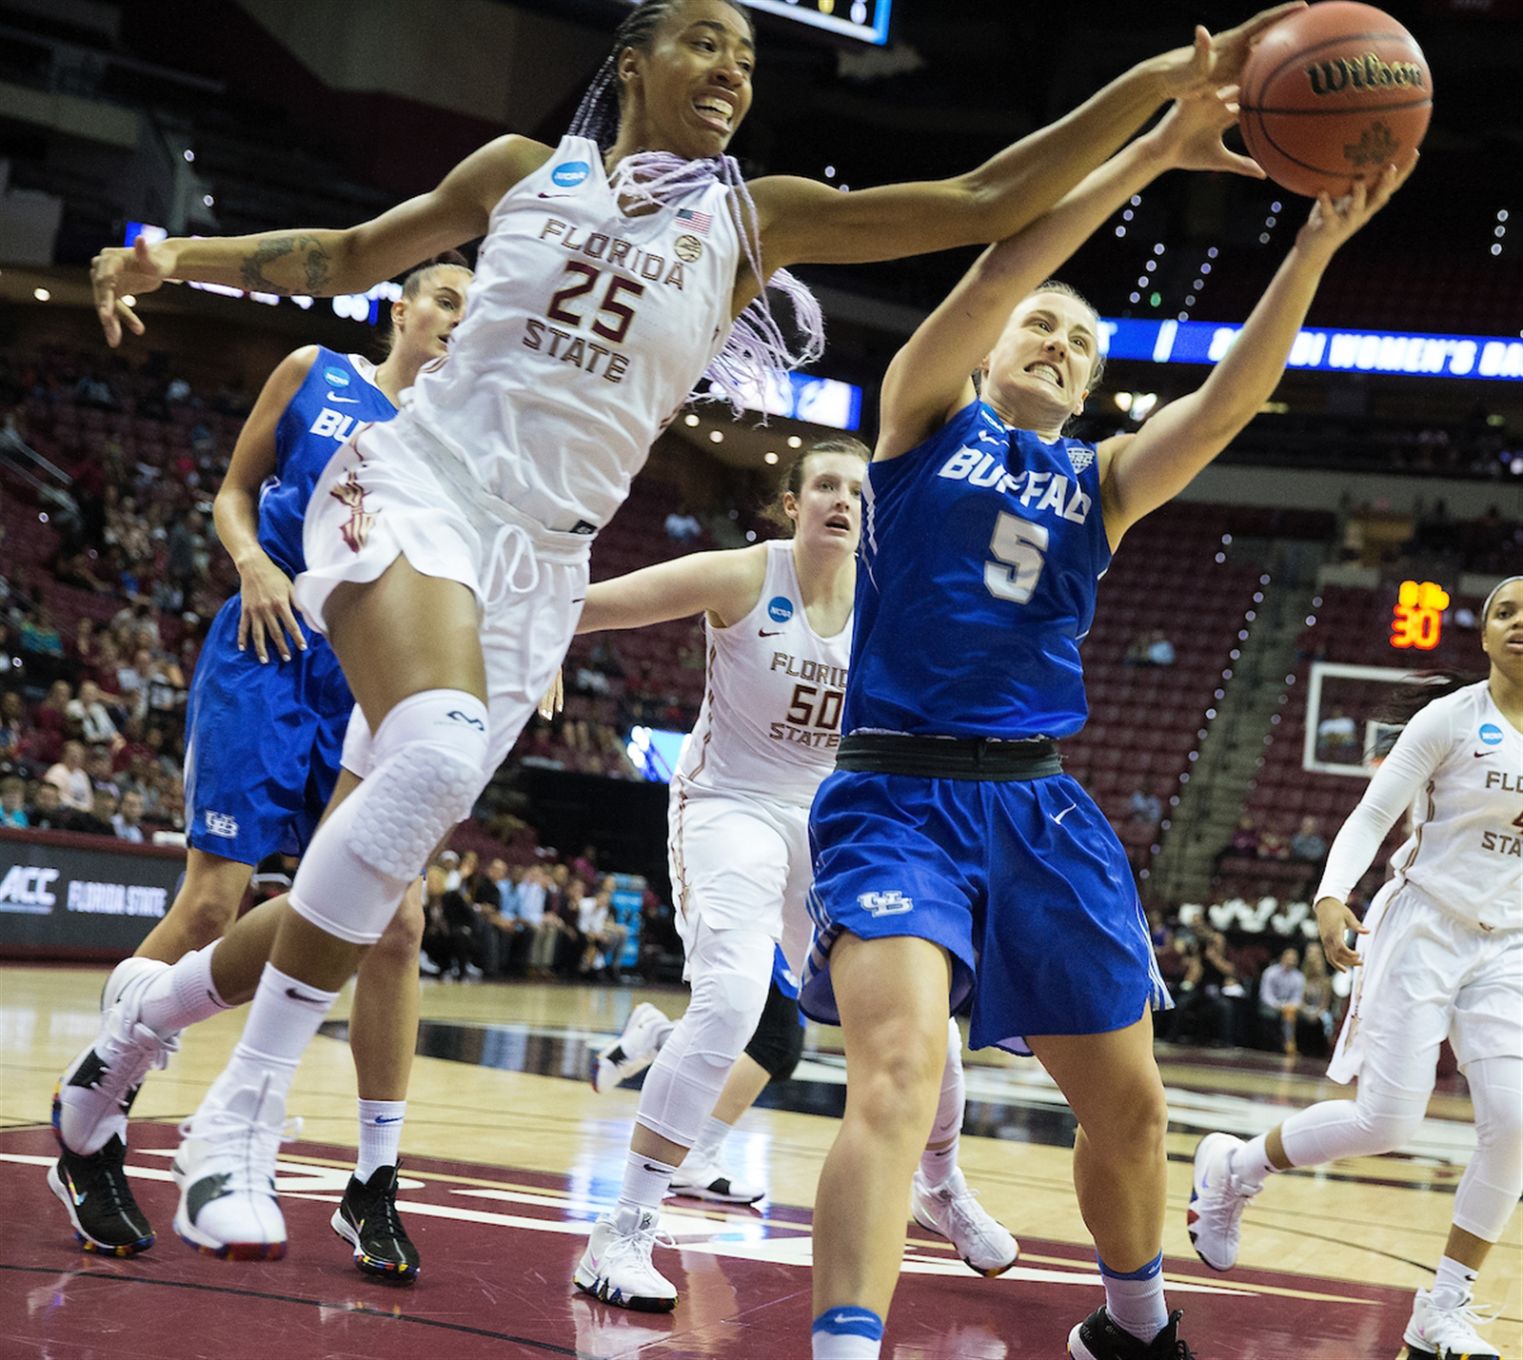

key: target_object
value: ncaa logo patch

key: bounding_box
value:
[323,366,351,388]
[1478,723,1503,746]
[551,160,590,189]
[858,890,913,917]
[675,234,704,263]
[1066,445,1095,475]
[767,596,794,624]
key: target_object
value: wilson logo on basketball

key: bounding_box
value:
[1304,52,1425,97]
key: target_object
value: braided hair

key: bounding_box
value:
[568,0,824,414]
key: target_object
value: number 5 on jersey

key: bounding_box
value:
[985,512,1048,604]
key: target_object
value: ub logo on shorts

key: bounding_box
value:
[204,811,240,839]
[858,890,914,917]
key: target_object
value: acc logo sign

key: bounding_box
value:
[551,161,591,189]
[0,865,60,912]
[767,596,794,624]
[1478,723,1503,746]
[323,366,351,388]
[858,890,913,917]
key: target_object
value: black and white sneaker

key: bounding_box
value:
[331,1164,420,1283]
[47,1135,155,1256]
[1069,1307,1194,1359]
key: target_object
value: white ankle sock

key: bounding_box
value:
[139,944,232,1035]
[618,1149,677,1214]
[1430,1254,1479,1311]
[811,1307,883,1359]
[690,1115,731,1164]
[1230,1133,1279,1191]
[1100,1252,1168,1343]
[919,1135,959,1186]
[355,1099,405,1181]
[204,963,337,1111]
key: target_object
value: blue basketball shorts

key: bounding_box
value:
[182,594,355,866]
[801,769,1171,1054]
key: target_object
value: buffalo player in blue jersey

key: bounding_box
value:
[799,83,1411,1360]
[49,257,471,1279]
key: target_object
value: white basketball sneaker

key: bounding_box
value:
[911,1167,1019,1277]
[669,1154,765,1205]
[1187,1132,1258,1271]
[54,957,179,1155]
[573,1204,678,1312]
[1402,1288,1501,1359]
[590,1003,671,1094]
[172,1076,296,1261]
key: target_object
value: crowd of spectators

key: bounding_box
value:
[1148,910,1344,1056]
[418,847,679,985]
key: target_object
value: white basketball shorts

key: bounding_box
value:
[667,781,814,981]
[296,415,590,772]
[1329,879,1523,1087]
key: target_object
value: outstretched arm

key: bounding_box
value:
[752,5,1300,275]
[879,87,1260,459]
[92,135,552,346]
[1100,159,1413,544]
[577,546,767,634]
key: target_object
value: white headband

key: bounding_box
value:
[1482,575,1523,624]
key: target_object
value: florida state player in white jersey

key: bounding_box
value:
[573,439,1017,1310]
[1190,576,1523,1360]
[81,0,1301,1271]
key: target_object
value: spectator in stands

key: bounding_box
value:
[67,680,119,747]
[19,606,64,659]
[572,844,600,886]
[1145,630,1176,666]
[1290,814,1327,864]
[113,788,146,843]
[1256,827,1290,860]
[0,622,15,679]
[44,740,93,811]
[1,775,28,828]
[1168,928,1242,1046]
[1257,947,1306,1056]
[1298,948,1335,1053]
[0,691,26,763]
[86,744,121,799]
[86,789,119,837]
[421,859,480,982]
[577,880,628,981]
[28,781,71,830]
[520,866,561,979]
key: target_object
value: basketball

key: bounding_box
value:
[1240,2,1432,198]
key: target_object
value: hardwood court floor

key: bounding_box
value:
[2,966,1518,1358]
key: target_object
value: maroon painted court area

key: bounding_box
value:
[1,1123,1413,1359]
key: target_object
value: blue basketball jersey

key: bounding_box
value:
[846,399,1111,741]
[258,348,395,577]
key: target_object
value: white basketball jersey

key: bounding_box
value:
[407,136,739,531]
[674,541,853,808]
[1320,682,1522,931]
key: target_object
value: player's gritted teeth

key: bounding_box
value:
[693,92,736,132]
[1025,361,1064,389]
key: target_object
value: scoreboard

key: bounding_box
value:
[742,0,893,45]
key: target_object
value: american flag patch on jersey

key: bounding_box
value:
[676,207,712,235]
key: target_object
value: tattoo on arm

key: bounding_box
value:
[238,235,334,294]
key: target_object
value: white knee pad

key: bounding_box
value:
[1280,1074,1429,1167]
[1455,1055,1523,1243]
[290,689,489,944]
[635,926,773,1147]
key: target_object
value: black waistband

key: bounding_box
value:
[836,732,1062,782]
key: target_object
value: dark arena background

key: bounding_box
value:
[1,1,1520,1357]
